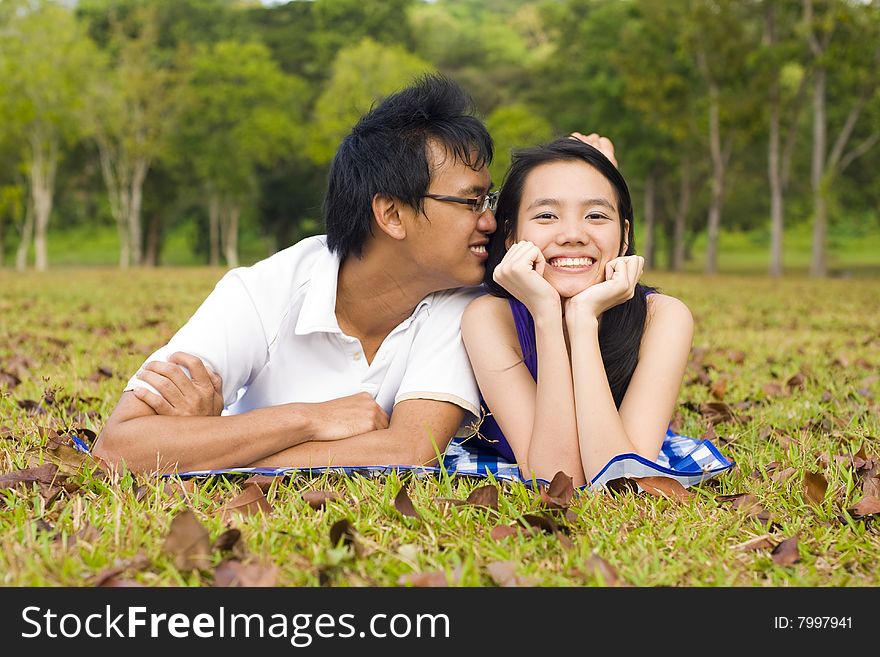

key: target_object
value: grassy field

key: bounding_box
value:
[0,267,878,587]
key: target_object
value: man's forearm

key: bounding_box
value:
[245,426,447,469]
[94,404,315,474]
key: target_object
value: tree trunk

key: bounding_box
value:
[705,81,725,275]
[223,204,240,268]
[642,171,656,269]
[15,199,34,271]
[30,136,57,272]
[672,154,691,271]
[208,193,220,266]
[143,209,162,266]
[809,66,827,277]
[768,78,784,278]
[129,157,148,266]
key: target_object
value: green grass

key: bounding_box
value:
[0,268,878,586]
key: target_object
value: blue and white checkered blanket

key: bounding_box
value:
[79,428,732,490]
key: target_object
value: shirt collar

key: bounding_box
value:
[294,245,434,336]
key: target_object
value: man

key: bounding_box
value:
[94,74,614,474]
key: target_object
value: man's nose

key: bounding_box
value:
[478,207,497,234]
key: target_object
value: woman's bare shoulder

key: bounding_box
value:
[645,292,693,331]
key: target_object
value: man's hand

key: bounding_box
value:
[133,352,224,416]
[569,132,617,168]
[301,392,390,441]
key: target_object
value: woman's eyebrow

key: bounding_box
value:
[525,197,615,211]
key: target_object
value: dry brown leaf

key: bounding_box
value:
[540,471,574,509]
[94,553,151,587]
[214,559,278,587]
[732,535,775,551]
[579,555,624,586]
[771,536,800,566]
[489,525,518,541]
[398,566,462,587]
[162,508,212,571]
[710,376,729,400]
[393,487,420,518]
[786,372,806,392]
[605,478,639,495]
[213,528,241,552]
[848,496,880,518]
[329,519,362,557]
[242,474,279,492]
[0,463,63,489]
[302,490,341,510]
[465,484,498,509]
[217,483,272,522]
[485,561,532,587]
[762,382,785,397]
[635,476,694,502]
[726,350,746,364]
[862,477,880,499]
[771,467,797,483]
[803,471,828,505]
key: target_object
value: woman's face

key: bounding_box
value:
[511,160,629,299]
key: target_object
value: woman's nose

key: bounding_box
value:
[556,217,589,244]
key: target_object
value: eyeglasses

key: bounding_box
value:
[424,190,499,214]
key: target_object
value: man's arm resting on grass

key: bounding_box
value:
[243,398,465,468]
[93,391,387,474]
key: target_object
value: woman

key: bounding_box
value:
[461,138,696,488]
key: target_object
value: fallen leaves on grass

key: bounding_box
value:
[94,553,151,587]
[847,496,880,518]
[242,474,278,492]
[486,561,532,587]
[717,492,775,525]
[212,528,242,552]
[540,471,574,509]
[771,536,800,566]
[162,508,212,571]
[217,483,272,522]
[329,519,362,557]
[732,534,776,552]
[466,484,499,509]
[803,471,828,505]
[572,555,626,586]
[489,524,519,541]
[635,476,694,502]
[398,566,462,587]
[302,490,342,510]
[214,560,278,587]
[0,463,63,488]
[393,487,420,518]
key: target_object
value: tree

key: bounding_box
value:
[175,40,308,267]
[0,1,99,270]
[803,0,880,277]
[86,6,180,268]
[485,104,553,186]
[306,38,433,165]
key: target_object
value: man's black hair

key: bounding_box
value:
[323,73,493,261]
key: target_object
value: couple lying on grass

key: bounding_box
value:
[93,74,696,490]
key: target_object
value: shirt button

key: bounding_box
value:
[353,353,361,361]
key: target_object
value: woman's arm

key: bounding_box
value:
[567,288,694,481]
[461,295,584,486]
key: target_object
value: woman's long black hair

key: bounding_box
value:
[483,138,656,408]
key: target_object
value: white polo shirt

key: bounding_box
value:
[124,235,483,429]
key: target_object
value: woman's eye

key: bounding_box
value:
[535,213,557,222]
[586,213,610,222]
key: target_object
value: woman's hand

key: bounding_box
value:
[493,241,561,315]
[564,255,644,327]
[133,352,225,416]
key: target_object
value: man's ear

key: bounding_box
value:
[372,194,407,241]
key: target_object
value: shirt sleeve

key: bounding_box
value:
[394,287,483,425]
[123,270,269,407]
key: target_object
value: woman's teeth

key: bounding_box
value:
[470,245,487,254]
[549,257,594,267]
